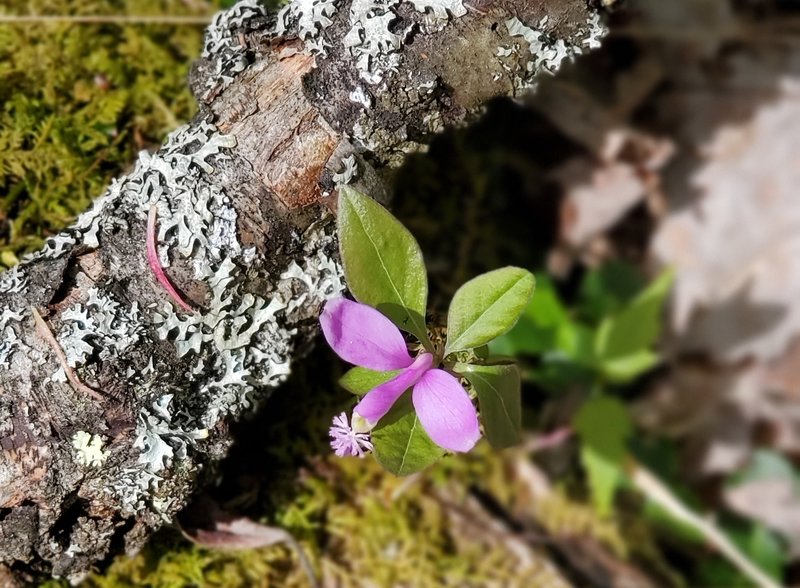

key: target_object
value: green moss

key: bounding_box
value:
[0,0,219,267]
[80,455,574,588]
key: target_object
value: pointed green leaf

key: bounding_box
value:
[445,267,535,356]
[490,275,568,357]
[339,367,401,396]
[573,395,633,516]
[337,187,429,343]
[594,270,674,361]
[371,394,445,476]
[461,364,521,448]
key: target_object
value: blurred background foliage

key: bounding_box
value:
[4,0,799,586]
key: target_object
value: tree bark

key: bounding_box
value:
[0,0,603,582]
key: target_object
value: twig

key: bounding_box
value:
[0,15,210,25]
[146,204,194,313]
[630,461,781,588]
[523,426,573,453]
[30,306,105,402]
[390,472,422,501]
[283,532,320,588]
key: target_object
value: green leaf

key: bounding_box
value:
[696,523,786,587]
[445,267,535,356]
[594,270,674,361]
[573,395,633,516]
[339,367,401,396]
[371,394,445,476]
[579,446,623,518]
[579,260,646,324]
[461,364,521,448]
[337,186,429,343]
[600,349,659,383]
[555,321,596,366]
[489,275,567,357]
[740,525,785,582]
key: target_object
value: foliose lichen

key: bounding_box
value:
[142,124,240,278]
[0,100,343,522]
[133,394,209,474]
[276,0,339,56]
[332,154,359,184]
[56,287,144,378]
[202,0,270,100]
[409,0,467,31]
[499,12,608,93]
[342,0,467,85]
[0,266,28,294]
[0,307,25,369]
[80,110,344,512]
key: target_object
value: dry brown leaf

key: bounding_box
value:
[553,159,646,247]
[182,516,295,550]
[178,495,318,585]
[652,50,800,362]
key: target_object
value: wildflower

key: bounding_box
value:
[329,411,374,457]
[320,297,480,453]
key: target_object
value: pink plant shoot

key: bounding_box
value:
[147,204,193,313]
[320,297,481,453]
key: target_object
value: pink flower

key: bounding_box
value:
[329,412,374,457]
[320,298,480,453]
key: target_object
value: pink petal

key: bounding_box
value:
[354,353,433,426]
[320,298,413,370]
[412,369,480,453]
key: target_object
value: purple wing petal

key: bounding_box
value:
[354,353,433,426]
[412,369,480,453]
[320,298,413,370]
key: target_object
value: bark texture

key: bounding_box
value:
[0,0,602,581]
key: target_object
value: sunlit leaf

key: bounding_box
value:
[445,267,535,355]
[337,186,429,343]
[594,270,674,361]
[490,274,566,356]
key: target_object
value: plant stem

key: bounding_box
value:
[630,461,781,588]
